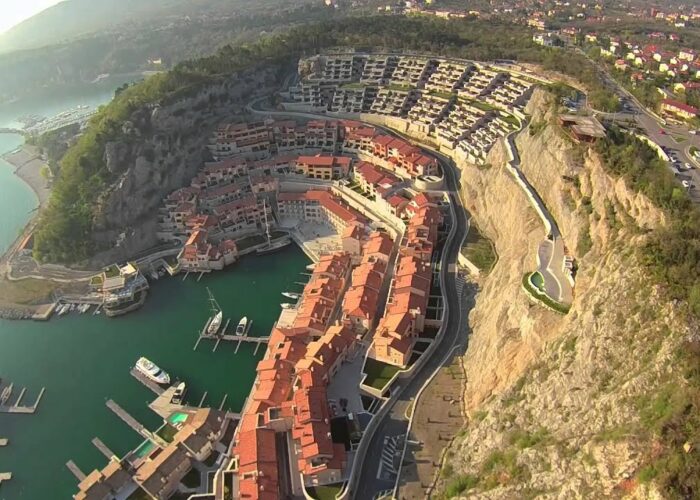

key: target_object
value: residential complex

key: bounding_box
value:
[286,53,536,164]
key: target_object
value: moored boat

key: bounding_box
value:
[0,384,14,405]
[208,311,223,335]
[236,317,249,335]
[135,357,170,385]
[281,292,299,300]
[171,382,187,405]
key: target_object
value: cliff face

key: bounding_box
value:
[89,67,279,264]
[445,89,683,498]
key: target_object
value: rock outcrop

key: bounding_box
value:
[89,67,280,265]
[442,88,686,498]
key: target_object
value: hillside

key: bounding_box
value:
[0,0,314,53]
[432,89,700,498]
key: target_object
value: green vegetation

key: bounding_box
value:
[444,473,479,497]
[506,428,551,449]
[428,90,454,100]
[462,223,497,274]
[385,83,413,92]
[362,357,400,390]
[522,273,571,314]
[530,271,545,291]
[591,126,700,497]
[156,424,178,443]
[306,483,343,500]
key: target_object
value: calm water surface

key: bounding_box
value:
[0,79,308,499]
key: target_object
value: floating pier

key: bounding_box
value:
[149,385,188,419]
[0,386,45,414]
[130,367,165,396]
[92,437,117,461]
[218,394,228,411]
[106,399,151,441]
[0,472,11,487]
[195,317,267,354]
[198,392,208,408]
[65,460,86,482]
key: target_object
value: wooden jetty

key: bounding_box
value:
[130,367,165,396]
[106,399,151,441]
[65,460,86,482]
[92,437,117,461]
[0,386,45,414]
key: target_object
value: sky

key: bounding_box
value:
[0,0,63,34]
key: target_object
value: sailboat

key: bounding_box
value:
[206,288,223,335]
[0,383,13,405]
[257,198,291,255]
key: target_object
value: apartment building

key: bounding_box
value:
[360,55,399,85]
[329,85,378,113]
[209,121,273,160]
[424,61,474,93]
[177,228,239,272]
[370,88,417,117]
[294,154,351,180]
[389,57,438,88]
[277,190,366,234]
[407,92,453,128]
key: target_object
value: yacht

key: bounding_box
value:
[281,292,299,300]
[135,357,170,385]
[236,317,249,335]
[171,382,187,405]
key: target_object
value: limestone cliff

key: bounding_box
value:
[89,67,280,265]
[443,89,688,498]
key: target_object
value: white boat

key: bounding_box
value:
[208,310,223,335]
[282,292,299,300]
[135,357,170,385]
[171,382,187,405]
[57,304,69,316]
[206,288,223,335]
[0,384,13,405]
[281,303,294,309]
[236,317,249,335]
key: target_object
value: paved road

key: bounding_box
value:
[244,99,472,499]
[577,49,700,201]
[353,143,469,500]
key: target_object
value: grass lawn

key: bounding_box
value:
[429,90,455,101]
[462,223,497,274]
[181,468,201,488]
[363,357,401,389]
[0,276,60,305]
[104,264,120,278]
[156,423,178,443]
[522,273,570,314]
[307,483,344,500]
[460,97,499,112]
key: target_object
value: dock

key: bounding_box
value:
[0,472,11,487]
[65,461,86,482]
[149,385,188,419]
[0,386,45,414]
[106,399,168,448]
[92,437,117,461]
[130,367,165,396]
[195,316,267,354]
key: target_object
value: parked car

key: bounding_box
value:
[684,163,693,170]
[682,180,692,189]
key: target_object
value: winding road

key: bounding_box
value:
[245,97,470,500]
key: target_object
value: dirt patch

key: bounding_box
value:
[398,354,467,499]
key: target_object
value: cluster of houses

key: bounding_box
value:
[156,118,445,273]
[370,194,442,368]
[288,53,534,164]
[232,230,395,496]
[75,409,229,500]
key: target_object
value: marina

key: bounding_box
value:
[0,382,45,414]
[0,244,310,499]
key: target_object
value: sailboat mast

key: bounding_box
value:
[207,287,221,313]
[263,198,271,245]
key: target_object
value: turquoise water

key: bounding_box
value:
[0,134,37,255]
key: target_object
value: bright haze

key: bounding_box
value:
[0,0,63,34]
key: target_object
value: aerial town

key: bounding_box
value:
[2,1,700,499]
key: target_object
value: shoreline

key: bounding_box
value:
[1,143,50,207]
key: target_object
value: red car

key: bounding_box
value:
[660,129,666,135]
